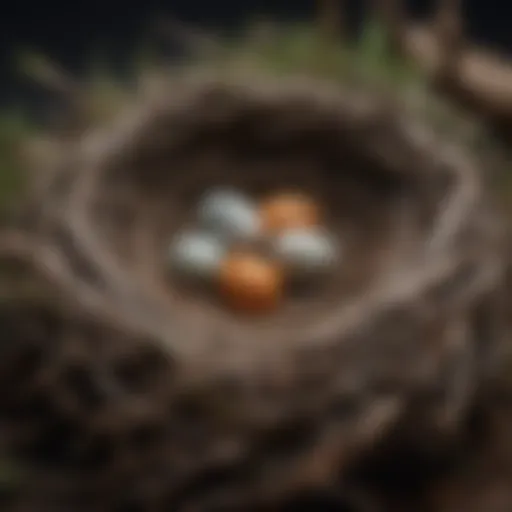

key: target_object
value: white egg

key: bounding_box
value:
[272,228,339,278]
[168,231,226,283]
[197,188,261,241]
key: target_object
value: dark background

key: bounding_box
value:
[0,0,510,107]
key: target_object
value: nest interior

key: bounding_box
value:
[0,73,507,510]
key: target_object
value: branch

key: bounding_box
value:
[379,0,512,140]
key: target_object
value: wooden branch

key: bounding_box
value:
[405,26,512,114]
[371,0,512,140]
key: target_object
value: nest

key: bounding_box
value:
[0,72,507,511]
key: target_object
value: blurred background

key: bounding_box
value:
[0,0,511,107]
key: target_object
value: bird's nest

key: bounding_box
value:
[0,72,506,510]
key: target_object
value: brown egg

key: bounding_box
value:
[259,192,321,234]
[219,251,284,314]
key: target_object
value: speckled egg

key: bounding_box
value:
[271,227,339,278]
[168,231,226,283]
[197,188,261,241]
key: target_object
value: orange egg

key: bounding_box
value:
[259,192,321,234]
[219,251,284,314]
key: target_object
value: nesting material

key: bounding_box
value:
[5,73,504,512]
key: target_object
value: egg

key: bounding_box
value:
[219,251,284,314]
[260,191,321,234]
[197,188,261,241]
[271,228,339,279]
[168,231,226,283]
